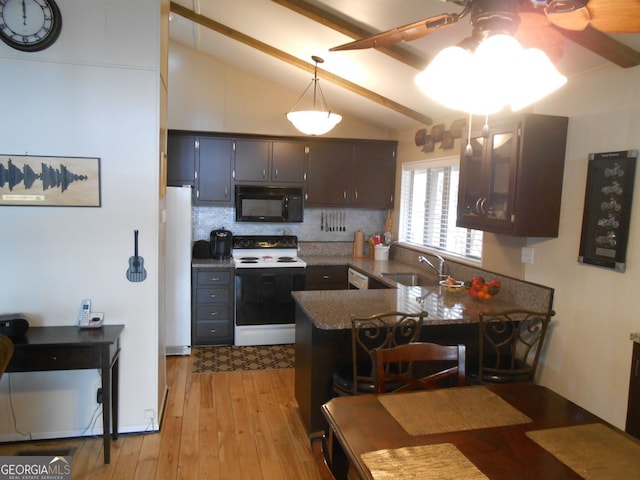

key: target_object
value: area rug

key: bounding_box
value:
[192,344,295,373]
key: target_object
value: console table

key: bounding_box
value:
[6,325,124,464]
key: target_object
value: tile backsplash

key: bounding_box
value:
[193,206,387,243]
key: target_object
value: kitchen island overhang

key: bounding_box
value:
[292,285,533,433]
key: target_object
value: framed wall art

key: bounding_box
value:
[0,154,101,207]
[578,149,637,272]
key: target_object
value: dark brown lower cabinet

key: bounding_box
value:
[626,340,640,439]
[305,265,348,290]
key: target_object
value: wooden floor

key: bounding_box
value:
[0,355,321,480]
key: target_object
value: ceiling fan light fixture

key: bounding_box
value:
[510,48,568,110]
[415,45,472,111]
[416,33,567,115]
[287,56,342,136]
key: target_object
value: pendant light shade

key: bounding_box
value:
[415,34,567,115]
[287,56,342,136]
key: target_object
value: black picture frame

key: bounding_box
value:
[578,150,637,272]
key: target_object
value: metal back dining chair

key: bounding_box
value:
[476,309,555,383]
[332,311,426,396]
[372,342,466,393]
[310,431,337,480]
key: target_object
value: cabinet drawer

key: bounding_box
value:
[10,346,100,371]
[305,265,348,290]
[195,320,231,340]
[196,270,231,285]
[195,304,230,322]
[195,287,230,304]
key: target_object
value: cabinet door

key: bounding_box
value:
[234,139,270,183]
[272,140,306,184]
[351,142,396,208]
[457,123,518,233]
[197,137,233,204]
[167,134,196,186]
[627,342,640,440]
[305,141,352,206]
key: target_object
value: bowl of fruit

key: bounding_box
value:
[439,276,466,294]
[465,277,501,300]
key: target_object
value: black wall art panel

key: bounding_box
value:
[578,150,637,272]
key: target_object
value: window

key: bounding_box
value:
[399,156,482,261]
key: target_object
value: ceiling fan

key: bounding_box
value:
[330,0,640,65]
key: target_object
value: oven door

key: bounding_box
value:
[235,267,306,326]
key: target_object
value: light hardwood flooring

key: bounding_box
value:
[0,355,321,480]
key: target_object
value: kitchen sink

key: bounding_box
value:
[380,272,434,287]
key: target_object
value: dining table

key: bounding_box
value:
[322,383,640,480]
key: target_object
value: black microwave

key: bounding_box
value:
[235,185,304,223]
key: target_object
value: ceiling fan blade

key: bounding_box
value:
[517,11,565,63]
[330,13,460,51]
[546,0,640,32]
[560,24,640,67]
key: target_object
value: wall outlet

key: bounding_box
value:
[521,247,534,264]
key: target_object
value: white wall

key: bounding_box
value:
[0,0,163,439]
[168,42,393,139]
[393,64,640,429]
[524,65,640,429]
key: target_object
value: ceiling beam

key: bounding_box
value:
[270,0,431,71]
[169,2,433,126]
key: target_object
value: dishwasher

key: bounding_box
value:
[348,268,369,289]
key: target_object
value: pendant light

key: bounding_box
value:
[287,56,342,136]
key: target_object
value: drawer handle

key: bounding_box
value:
[210,312,218,316]
[210,277,220,281]
[210,329,217,333]
[210,294,218,298]
[322,275,330,279]
[51,356,57,361]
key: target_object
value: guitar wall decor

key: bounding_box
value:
[126,229,147,282]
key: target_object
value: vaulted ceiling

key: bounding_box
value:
[168,0,640,131]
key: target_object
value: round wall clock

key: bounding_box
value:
[0,0,62,52]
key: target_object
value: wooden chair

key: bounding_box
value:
[310,431,336,480]
[475,309,555,384]
[373,342,466,393]
[0,335,14,381]
[332,311,426,396]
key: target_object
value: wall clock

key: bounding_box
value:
[0,0,62,52]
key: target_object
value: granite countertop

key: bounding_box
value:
[292,287,523,330]
[191,253,546,330]
[302,254,432,284]
[191,258,234,269]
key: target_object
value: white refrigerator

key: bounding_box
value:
[165,186,192,355]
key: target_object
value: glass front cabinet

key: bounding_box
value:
[457,114,568,237]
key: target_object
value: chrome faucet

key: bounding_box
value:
[418,254,446,278]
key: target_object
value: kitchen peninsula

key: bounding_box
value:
[293,254,554,432]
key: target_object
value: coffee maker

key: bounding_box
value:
[210,229,233,259]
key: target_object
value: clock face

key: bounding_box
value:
[0,0,62,52]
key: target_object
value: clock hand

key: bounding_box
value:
[22,0,26,26]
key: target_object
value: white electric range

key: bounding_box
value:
[232,235,306,346]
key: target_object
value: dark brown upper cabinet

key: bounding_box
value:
[305,140,397,209]
[233,139,306,185]
[167,131,233,205]
[457,113,568,237]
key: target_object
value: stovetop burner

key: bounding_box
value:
[232,235,306,269]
